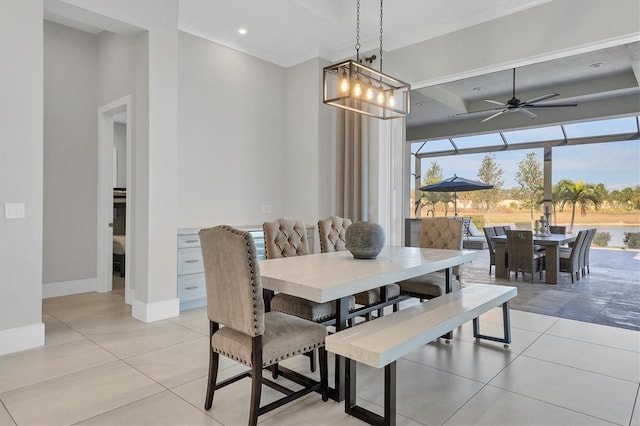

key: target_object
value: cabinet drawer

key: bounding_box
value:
[178,273,206,300]
[177,248,204,275]
[178,234,201,249]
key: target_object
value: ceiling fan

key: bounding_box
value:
[464,68,578,122]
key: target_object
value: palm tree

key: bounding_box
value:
[556,179,601,233]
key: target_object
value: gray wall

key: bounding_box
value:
[43,20,98,284]
[177,32,287,227]
[0,0,44,353]
[42,21,137,286]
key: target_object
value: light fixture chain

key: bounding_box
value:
[379,0,383,72]
[355,0,361,62]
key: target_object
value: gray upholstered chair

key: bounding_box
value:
[493,226,506,236]
[318,216,400,320]
[505,230,545,283]
[199,225,327,426]
[398,217,464,300]
[483,226,497,274]
[264,218,355,372]
[582,228,597,275]
[559,229,588,283]
[264,218,355,325]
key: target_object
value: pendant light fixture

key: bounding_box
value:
[323,0,410,120]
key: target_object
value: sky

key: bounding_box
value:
[411,116,640,191]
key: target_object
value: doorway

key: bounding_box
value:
[97,95,133,305]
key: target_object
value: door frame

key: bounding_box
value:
[97,95,133,304]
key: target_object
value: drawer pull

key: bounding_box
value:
[185,239,199,243]
[185,259,199,263]
[185,286,199,290]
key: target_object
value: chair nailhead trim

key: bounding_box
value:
[213,341,326,368]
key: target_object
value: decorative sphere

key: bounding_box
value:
[345,221,385,259]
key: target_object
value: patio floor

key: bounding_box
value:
[461,247,640,331]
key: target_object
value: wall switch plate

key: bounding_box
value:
[4,203,25,219]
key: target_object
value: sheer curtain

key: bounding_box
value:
[336,110,367,222]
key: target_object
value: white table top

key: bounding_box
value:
[259,246,477,303]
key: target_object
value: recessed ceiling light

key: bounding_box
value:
[590,62,603,68]
[238,28,247,35]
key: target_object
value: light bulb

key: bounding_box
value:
[340,77,349,93]
[366,86,374,100]
[388,93,396,108]
[376,89,385,104]
[353,81,362,97]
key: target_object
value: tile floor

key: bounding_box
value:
[1,250,639,425]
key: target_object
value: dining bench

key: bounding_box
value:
[325,284,517,426]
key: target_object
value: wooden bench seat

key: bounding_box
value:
[325,284,517,426]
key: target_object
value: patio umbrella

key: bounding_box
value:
[419,174,493,216]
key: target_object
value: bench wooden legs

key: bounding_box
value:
[346,359,396,426]
[472,301,512,347]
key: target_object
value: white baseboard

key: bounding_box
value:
[132,297,180,322]
[0,322,45,355]
[43,278,97,298]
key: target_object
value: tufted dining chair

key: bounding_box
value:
[199,225,327,426]
[263,218,355,372]
[318,216,400,320]
[505,230,545,283]
[398,217,465,300]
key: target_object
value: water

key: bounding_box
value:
[569,224,640,247]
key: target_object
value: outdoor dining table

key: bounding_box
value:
[492,233,577,284]
[259,245,476,402]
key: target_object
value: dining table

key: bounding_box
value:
[259,245,477,402]
[492,233,577,284]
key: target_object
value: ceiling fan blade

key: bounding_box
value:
[526,103,578,108]
[484,99,505,106]
[455,106,504,117]
[520,108,538,119]
[481,109,507,122]
[524,93,559,104]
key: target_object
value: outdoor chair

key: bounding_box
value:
[494,225,511,236]
[264,218,355,372]
[483,226,498,274]
[559,229,589,283]
[581,228,597,276]
[505,230,545,283]
[318,216,400,320]
[549,226,567,234]
[399,217,464,300]
[199,225,328,426]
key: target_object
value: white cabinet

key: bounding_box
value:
[177,225,314,311]
[177,232,206,311]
